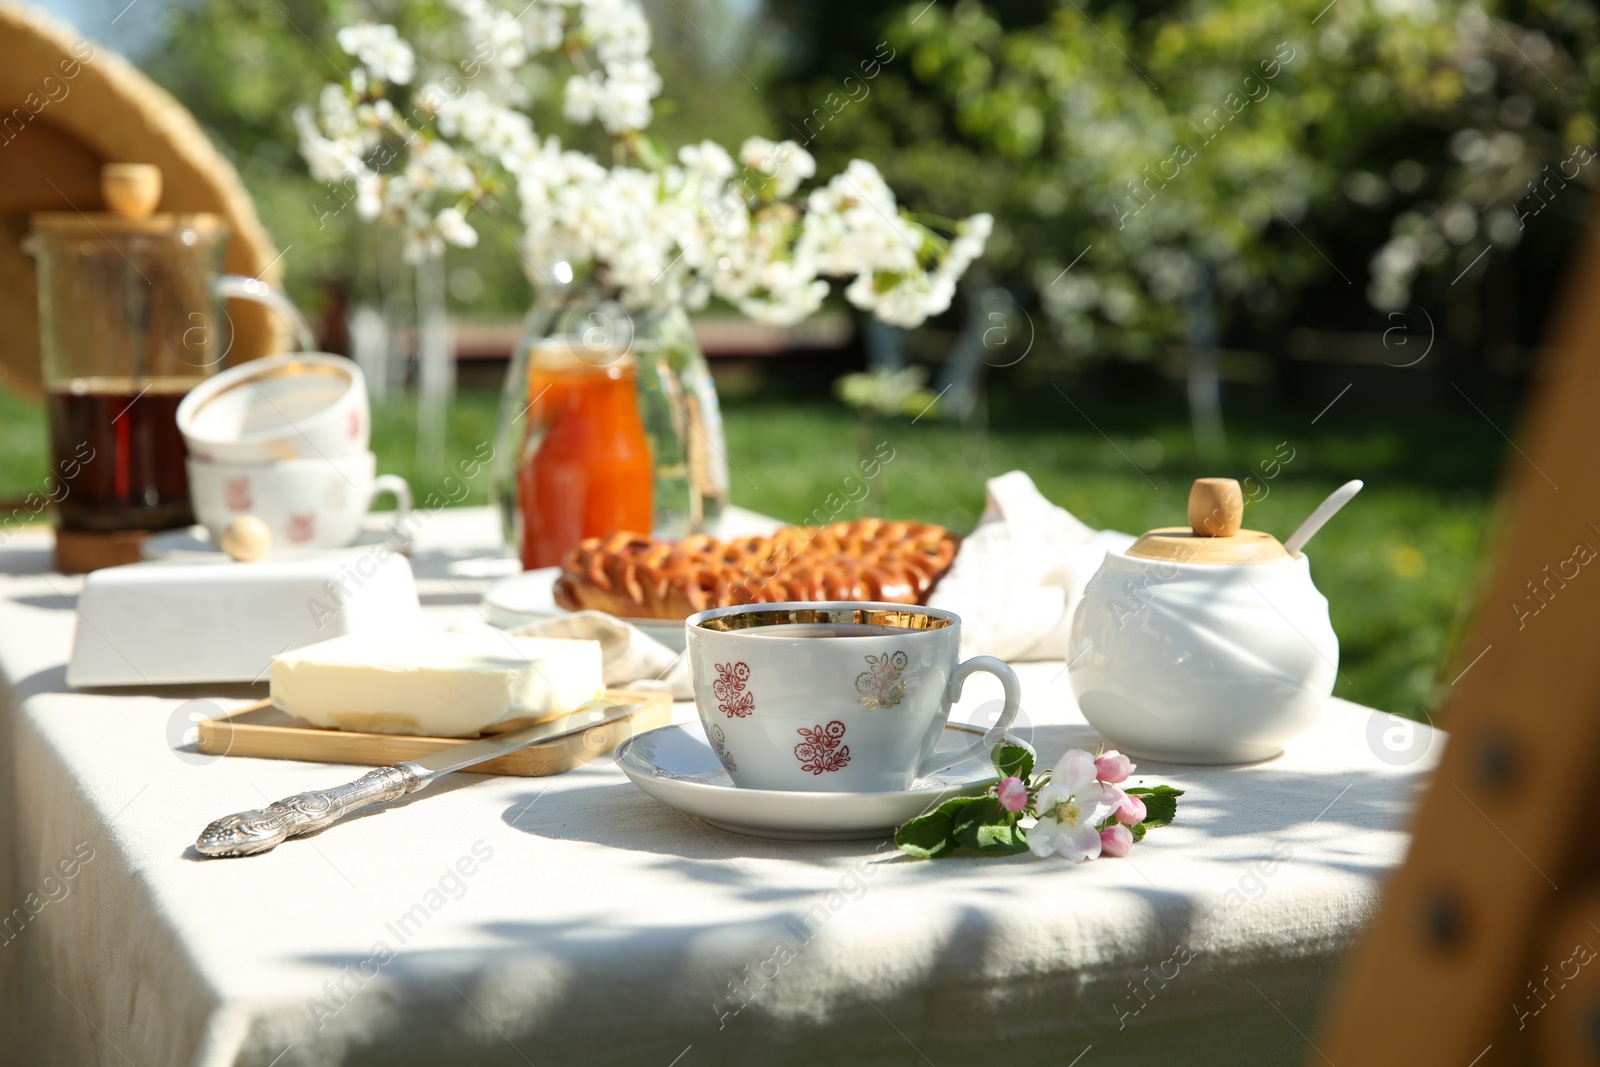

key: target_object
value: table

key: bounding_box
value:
[0,508,1441,1066]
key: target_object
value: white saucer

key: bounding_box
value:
[141,520,410,561]
[616,720,1003,840]
[483,567,687,651]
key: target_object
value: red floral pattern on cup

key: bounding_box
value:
[713,661,755,718]
[347,409,361,441]
[224,476,252,512]
[286,512,317,544]
[794,721,850,775]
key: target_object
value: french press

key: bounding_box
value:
[24,163,312,553]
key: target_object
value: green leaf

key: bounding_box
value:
[950,794,1001,830]
[970,820,1031,855]
[896,809,953,857]
[899,786,1050,858]
[895,810,955,858]
[950,797,1023,854]
[1126,785,1184,829]
[895,795,986,859]
[934,794,989,821]
[1125,785,1185,797]
[991,741,1035,783]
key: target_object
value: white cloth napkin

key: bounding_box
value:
[927,470,1135,661]
[504,611,694,699]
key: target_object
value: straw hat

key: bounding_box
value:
[0,2,286,399]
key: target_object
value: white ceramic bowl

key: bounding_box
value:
[187,452,411,553]
[1067,550,1338,764]
[177,353,369,463]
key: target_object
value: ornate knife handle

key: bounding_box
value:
[195,763,427,858]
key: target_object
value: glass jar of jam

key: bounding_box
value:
[510,340,653,569]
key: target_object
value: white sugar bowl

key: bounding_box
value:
[1068,478,1343,764]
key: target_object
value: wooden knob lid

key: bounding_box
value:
[220,516,272,562]
[101,163,162,220]
[1189,477,1243,537]
[1125,477,1289,565]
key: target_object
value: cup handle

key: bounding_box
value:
[216,275,319,353]
[920,655,1022,777]
[370,474,414,546]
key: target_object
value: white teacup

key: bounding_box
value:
[187,452,411,552]
[685,602,1021,792]
[177,353,370,463]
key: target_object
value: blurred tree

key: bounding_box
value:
[762,0,1599,408]
[137,0,1600,422]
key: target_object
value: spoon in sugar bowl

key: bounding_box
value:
[1285,480,1364,558]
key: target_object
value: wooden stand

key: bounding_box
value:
[53,526,150,574]
[1315,194,1600,1063]
[196,689,673,778]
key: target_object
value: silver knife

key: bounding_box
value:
[194,700,638,858]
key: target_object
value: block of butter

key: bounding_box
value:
[270,629,605,737]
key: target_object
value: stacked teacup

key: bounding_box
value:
[176,354,411,553]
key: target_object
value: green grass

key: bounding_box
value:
[1,382,1509,719]
[0,386,51,503]
[368,390,501,508]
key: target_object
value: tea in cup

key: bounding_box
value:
[685,602,1020,792]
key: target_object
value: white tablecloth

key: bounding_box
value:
[0,508,1440,1066]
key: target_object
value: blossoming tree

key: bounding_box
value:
[295,0,993,329]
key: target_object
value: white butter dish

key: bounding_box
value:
[67,549,421,687]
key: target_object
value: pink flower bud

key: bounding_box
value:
[1095,750,1134,784]
[1115,795,1147,826]
[1099,824,1134,858]
[997,776,1028,813]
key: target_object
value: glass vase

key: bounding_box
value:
[634,305,729,539]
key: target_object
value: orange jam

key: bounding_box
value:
[517,345,653,569]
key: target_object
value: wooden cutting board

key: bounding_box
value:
[196,688,672,777]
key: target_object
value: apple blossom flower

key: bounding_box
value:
[1028,783,1118,860]
[1115,795,1147,826]
[522,5,566,54]
[355,174,383,219]
[739,137,816,199]
[435,207,480,248]
[997,776,1028,813]
[1055,748,1099,791]
[1028,748,1123,861]
[336,24,415,86]
[680,141,736,184]
[1094,750,1134,784]
[942,214,994,276]
[1100,824,1134,858]
[562,72,604,126]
